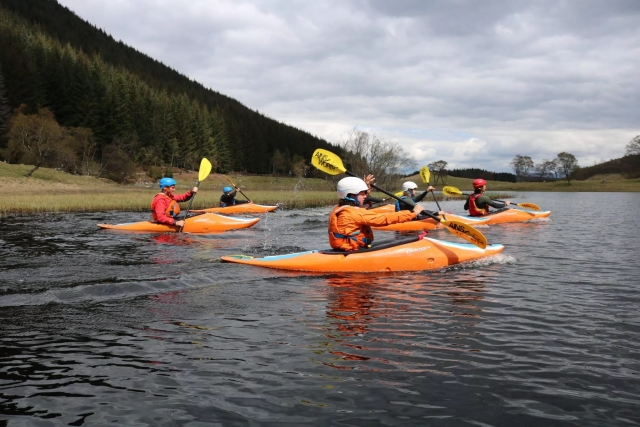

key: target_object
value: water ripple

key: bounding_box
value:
[1,195,639,426]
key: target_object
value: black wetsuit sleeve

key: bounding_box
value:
[464,197,470,210]
[476,195,506,209]
[486,199,507,209]
[364,196,384,204]
[414,191,428,203]
[418,209,440,220]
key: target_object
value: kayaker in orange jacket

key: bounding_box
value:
[151,177,198,227]
[464,178,510,216]
[328,175,426,251]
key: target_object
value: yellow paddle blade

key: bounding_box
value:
[394,191,404,197]
[223,175,236,187]
[442,186,463,197]
[311,149,347,175]
[442,220,487,249]
[198,158,212,182]
[517,202,540,211]
[419,166,430,184]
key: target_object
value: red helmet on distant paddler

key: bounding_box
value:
[472,178,487,188]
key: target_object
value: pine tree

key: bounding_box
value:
[0,60,12,147]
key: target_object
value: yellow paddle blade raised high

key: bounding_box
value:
[198,158,212,182]
[419,165,446,214]
[179,157,213,232]
[311,149,348,175]
[419,166,430,184]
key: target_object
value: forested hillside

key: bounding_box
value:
[572,154,640,180]
[0,0,338,178]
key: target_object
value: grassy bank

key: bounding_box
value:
[2,162,639,215]
[454,173,640,192]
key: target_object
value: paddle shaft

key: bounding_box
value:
[427,188,446,221]
[456,190,509,204]
[178,179,200,232]
[236,188,251,202]
[345,171,441,222]
[363,177,485,247]
[425,182,444,213]
[225,176,251,202]
[419,166,444,212]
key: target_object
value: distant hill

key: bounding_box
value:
[573,154,640,180]
[0,0,338,174]
[447,168,516,183]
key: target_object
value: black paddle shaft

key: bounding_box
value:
[178,179,200,232]
[345,172,441,222]
[458,191,507,204]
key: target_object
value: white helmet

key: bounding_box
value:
[402,181,418,191]
[337,177,369,199]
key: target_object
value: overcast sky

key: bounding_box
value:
[56,0,640,172]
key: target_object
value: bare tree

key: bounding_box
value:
[549,159,559,179]
[427,160,448,184]
[7,106,65,176]
[58,127,97,175]
[341,128,416,189]
[510,154,534,182]
[556,152,579,185]
[271,149,287,175]
[625,135,640,156]
[98,143,136,183]
[534,159,556,180]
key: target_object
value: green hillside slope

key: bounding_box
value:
[0,0,338,174]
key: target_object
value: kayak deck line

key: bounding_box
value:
[98,212,260,233]
[467,208,552,225]
[221,236,505,272]
[373,212,491,231]
[189,203,278,214]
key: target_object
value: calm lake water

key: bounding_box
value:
[1,192,639,426]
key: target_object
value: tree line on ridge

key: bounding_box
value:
[0,0,338,182]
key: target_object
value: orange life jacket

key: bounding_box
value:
[150,193,180,222]
[328,205,374,251]
[468,193,489,217]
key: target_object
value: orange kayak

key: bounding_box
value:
[221,236,504,273]
[468,208,551,225]
[98,213,260,233]
[372,213,490,231]
[190,203,278,215]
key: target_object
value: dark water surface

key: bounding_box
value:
[1,192,639,426]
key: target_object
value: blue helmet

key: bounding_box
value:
[159,177,177,189]
[223,186,233,194]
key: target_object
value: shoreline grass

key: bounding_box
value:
[2,162,639,216]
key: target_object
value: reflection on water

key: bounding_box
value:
[313,274,489,374]
[1,195,640,426]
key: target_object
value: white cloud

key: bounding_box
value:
[57,0,640,172]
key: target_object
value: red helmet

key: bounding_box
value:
[472,178,487,188]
